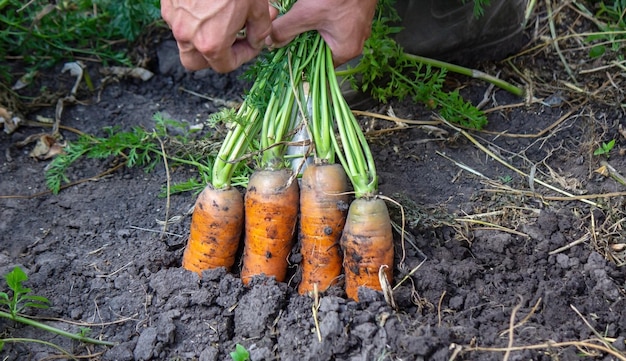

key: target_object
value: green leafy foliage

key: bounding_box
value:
[0,266,115,349]
[0,265,52,352]
[585,0,626,60]
[0,266,50,318]
[0,0,162,81]
[342,0,488,129]
[499,174,513,184]
[230,344,250,361]
[44,114,241,195]
[45,125,161,194]
[98,0,161,42]
[242,30,319,112]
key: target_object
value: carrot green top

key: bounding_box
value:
[212,0,378,197]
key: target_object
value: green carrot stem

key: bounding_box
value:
[404,53,525,97]
[308,37,334,162]
[325,45,378,197]
[258,36,313,170]
[211,12,337,184]
[261,86,295,168]
[336,53,525,97]
[0,338,78,360]
[212,105,262,189]
[212,40,301,185]
[294,33,321,75]
[261,93,280,152]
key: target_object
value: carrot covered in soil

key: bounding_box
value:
[240,168,299,284]
[297,163,349,294]
[182,186,243,274]
[341,197,393,298]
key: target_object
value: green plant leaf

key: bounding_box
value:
[78,327,92,337]
[230,344,250,361]
[22,294,51,307]
[594,139,616,156]
[462,0,490,17]
[22,302,50,311]
[5,266,28,292]
[589,45,606,58]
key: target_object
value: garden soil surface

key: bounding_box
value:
[1,5,626,361]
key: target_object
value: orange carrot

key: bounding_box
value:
[182,185,244,275]
[341,197,394,301]
[240,168,300,284]
[297,162,350,294]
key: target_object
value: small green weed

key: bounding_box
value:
[45,124,162,194]
[499,175,513,184]
[0,266,50,318]
[45,113,251,195]
[0,266,115,352]
[594,139,616,157]
[230,344,250,361]
[78,327,92,338]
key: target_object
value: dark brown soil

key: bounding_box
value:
[1,3,625,361]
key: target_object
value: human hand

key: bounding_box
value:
[160,0,274,73]
[267,0,378,67]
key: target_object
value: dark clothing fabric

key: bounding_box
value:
[394,0,528,64]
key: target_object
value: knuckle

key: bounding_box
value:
[194,39,223,58]
[170,24,194,43]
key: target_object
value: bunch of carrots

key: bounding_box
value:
[181,1,394,301]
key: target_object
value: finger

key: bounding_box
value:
[177,45,210,71]
[244,0,272,49]
[207,40,262,73]
[233,39,265,65]
[319,32,364,67]
[179,33,242,73]
[187,19,242,73]
[268,4,279,21]
[163,2,202,44]
[268,2,316,47]
[160,0,173,24]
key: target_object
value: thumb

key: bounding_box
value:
[268,4,279,21]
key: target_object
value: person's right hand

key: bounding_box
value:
[160,0,274,73]
[267,0,378,67]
